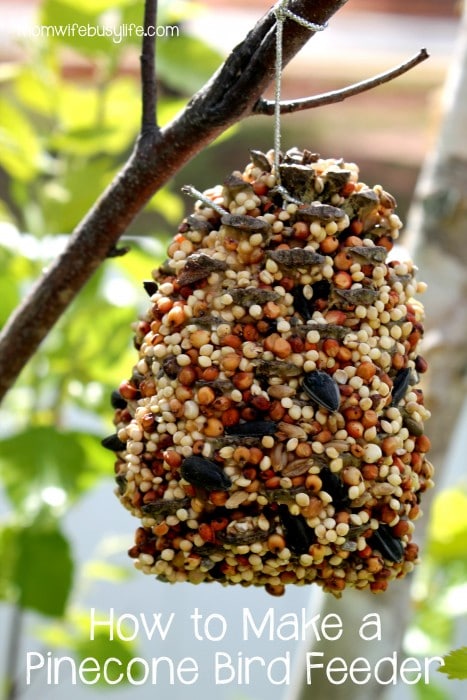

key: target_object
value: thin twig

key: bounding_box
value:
[140,0,158,133]
[254,48,429,115]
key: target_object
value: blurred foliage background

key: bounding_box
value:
[0,0,466,698]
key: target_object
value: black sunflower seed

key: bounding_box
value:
[115,474,127,495]
[101,434,126,451]
[162,355,180,379]
[292,285,312,321]
[279,505,315,555]
[292,280,331,321]
[319,467,349,508]
[143,280,158,297]
[302,370,340,413]
[369,525,404,563]
[110,390,127,409]
[225,421,277,437]
[180,456,231,491]
[391,367,412,406]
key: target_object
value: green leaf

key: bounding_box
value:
[0,427,108,512]
[428,488,467,563]
[0,522,73,617]
[0,98,42,181]
[14,66,57,117]
[146,186,184,225]
[439,647,467,680]
[49,78,139,156]
[157,35,222,93]
[0,245,21,325]
[39,157,115,232]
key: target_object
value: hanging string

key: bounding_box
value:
[273,1,327,194]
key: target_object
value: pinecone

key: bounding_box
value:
[104,148,433,597]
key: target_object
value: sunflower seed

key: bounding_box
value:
[115,474,127,495]
[391,367,412,406]
[302,371,340,413]
[279,505,315,555]
[101,434,127,451]
[143,280,158,297]
[180,456,232,491]
[319,467,349,508]
[225,421,277,437]
[110,390,127,409]
[369,525,404,563]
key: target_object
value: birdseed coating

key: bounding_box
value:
[106,148,433,597]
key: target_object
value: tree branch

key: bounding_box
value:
[254,47,429,114]
[140,0,158,133]
[0,0,353,403]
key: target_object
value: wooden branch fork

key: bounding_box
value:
[0,0,428,402]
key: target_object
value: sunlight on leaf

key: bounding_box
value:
[0,98,41,180]
[0,427,109,513]
[428,488,467,562]
[147,186,184,225]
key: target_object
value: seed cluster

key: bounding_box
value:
[105,148,433,597]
